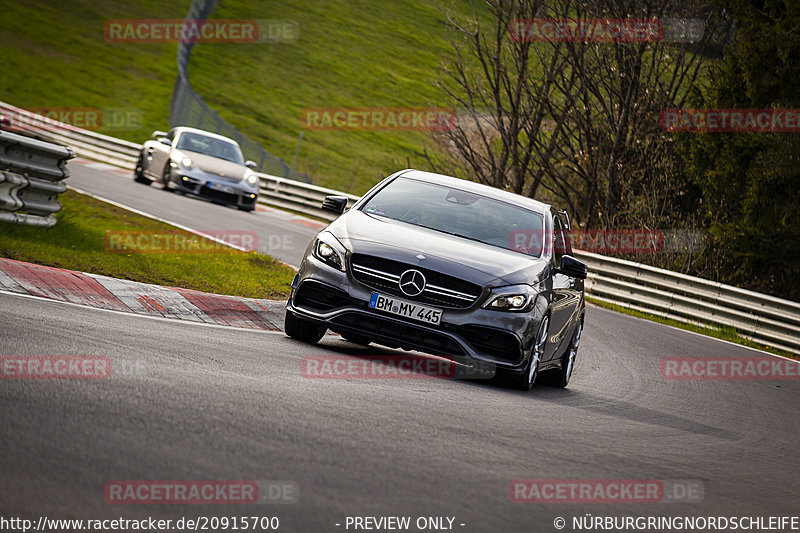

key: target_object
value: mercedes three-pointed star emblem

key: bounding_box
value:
[399,269,426,297]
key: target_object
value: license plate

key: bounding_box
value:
[368,292,442,325]
[208,182,235,194]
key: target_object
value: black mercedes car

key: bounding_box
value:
[133,127,260,211]
[285,169,587,390]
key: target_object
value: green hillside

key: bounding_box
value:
[0,0,486,193]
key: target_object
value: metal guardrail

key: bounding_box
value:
[256,175,360,220]
[0,129,75,227]
[2,102,798,353]
[0,100,353,218]
[577,251,800,354]
[0,102,140,169]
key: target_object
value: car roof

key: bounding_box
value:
[395,169,552,214]
[171,127,241,146]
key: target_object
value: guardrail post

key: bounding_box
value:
[0,130,75,228]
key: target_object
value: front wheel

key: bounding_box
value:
[550,318,582,388]
[496,315,549,391]
[160,164,174,192]
[284,311,326,344]
[133,154,150,184]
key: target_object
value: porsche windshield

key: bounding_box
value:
[175,132,245,165]
[360,177,545,257]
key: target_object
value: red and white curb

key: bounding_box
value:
[0,258,285,331]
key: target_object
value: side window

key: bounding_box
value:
[167,129,176,142]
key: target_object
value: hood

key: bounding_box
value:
[329,210,549,287]
[176,150,247,181]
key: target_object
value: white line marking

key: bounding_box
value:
[66,185,300,270]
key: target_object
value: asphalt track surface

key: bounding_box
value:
[1,163,799,532]
[66,161,319,267]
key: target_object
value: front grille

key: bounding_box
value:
[350,254,482,309]
[457,324,522,362]
[294,280,351,311]
[330,313,465,356]
[199,185,238,204]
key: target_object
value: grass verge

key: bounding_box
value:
[0,0,489,194]
[0,190,295,299]
[587,296,798,361]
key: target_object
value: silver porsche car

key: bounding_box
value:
[133,127,260,211]
[285,169,587,390]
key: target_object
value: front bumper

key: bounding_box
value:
[287,255,542,373]
[169,168,258,209]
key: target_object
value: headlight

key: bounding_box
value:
[312,231,346,271]
[484,285,536,312]
[245,172,259,186]
[181,157,193,169]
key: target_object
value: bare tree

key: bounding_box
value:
[427,0,587,199]
[431,0,717,232]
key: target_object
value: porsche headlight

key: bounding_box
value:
[484,286,536,312]
[181,157,193,169]
[245,172,259,186]
[312,231,346,271]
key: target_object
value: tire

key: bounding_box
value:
[133,154,150,184]
[341,333,371,346]
[284,311,326,344]
[549,317,583,388]
[160,164,174,191]
[237,205,255,212]
[496,315,549,391]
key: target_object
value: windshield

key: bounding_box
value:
[360,177,545,257]
[175,132,245,165]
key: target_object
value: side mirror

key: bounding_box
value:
[158,137,172,146]
[321,195,349,215]
[245,160,257,169]
[151,130,168,139]
[557,255,587,279]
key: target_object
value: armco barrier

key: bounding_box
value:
[0,101,140,169]
[256,175,360,220]
[0,129,75,227]
[0,101,355,217]
[576,251,800,354]
[1,101,797,353]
